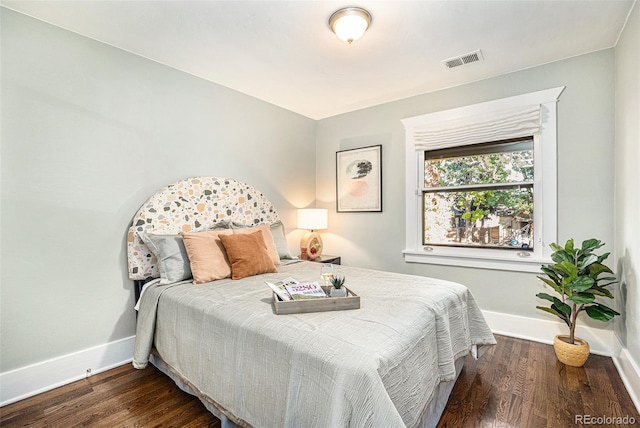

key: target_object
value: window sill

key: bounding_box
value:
[402,248,550,273]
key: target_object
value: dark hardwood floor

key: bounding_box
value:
[0,363,220,428]
[438,335,638,427]
[1,335,637,427]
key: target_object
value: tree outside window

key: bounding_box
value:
[423,138,534,250]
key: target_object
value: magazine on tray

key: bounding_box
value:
[265,277,299,301]
[284,282,327,300]
[265,277,328,301]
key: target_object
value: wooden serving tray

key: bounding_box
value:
[272,287,360,315]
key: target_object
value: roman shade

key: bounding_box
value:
[409,104,541,151]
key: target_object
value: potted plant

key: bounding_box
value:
[536,238,619,366]
[330,275,347,297]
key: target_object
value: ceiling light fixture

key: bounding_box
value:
[329,7,371,44]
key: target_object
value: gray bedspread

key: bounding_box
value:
[133,262,496,428]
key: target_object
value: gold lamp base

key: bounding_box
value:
[300,231,323,260]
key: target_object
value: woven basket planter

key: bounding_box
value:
[553,335,590,367]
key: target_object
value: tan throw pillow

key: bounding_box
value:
[219,231,278,280]
[232,224,281,265]
[181,230,233,284]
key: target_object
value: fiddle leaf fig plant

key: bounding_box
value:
[536,238,619,344]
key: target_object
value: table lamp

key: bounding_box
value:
[297,208,328,260]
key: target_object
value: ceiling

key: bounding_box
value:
[1,0,635,119]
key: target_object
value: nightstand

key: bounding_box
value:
[307,254,341,265]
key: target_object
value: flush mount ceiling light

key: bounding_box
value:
[329,7,371,44]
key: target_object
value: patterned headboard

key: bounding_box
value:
[127,176,280,280]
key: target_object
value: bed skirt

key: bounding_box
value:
[149,353,465,428]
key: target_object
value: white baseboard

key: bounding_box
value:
[0,336,135,407]
[481,310,616,356]
[612,345,640,413]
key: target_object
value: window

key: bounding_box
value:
[402,87,564,272]
[423,137,534,250]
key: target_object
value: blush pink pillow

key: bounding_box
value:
[181,230,233,284]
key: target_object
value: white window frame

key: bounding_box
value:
[401,87,565,273]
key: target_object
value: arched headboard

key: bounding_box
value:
[127,176,280,280]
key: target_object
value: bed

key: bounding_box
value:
[129,177,496,428]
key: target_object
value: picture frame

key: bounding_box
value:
[336,145,382,212]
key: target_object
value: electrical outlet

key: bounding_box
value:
[86,368,92,377]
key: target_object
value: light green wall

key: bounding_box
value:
[0,9,317,372]
[316,50,616,325]
[1,5,631,377]
[615,3,640,374]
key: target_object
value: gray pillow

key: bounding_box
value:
[210,221,231,230]
[232,220,295,260]
[270,221,295,260]
[230,221,251,229]
[139,233,192,284]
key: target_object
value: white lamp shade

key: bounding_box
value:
[297,208,328,230]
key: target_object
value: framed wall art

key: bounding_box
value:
[336,145,382,212]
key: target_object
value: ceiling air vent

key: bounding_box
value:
[441,49,483,69]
